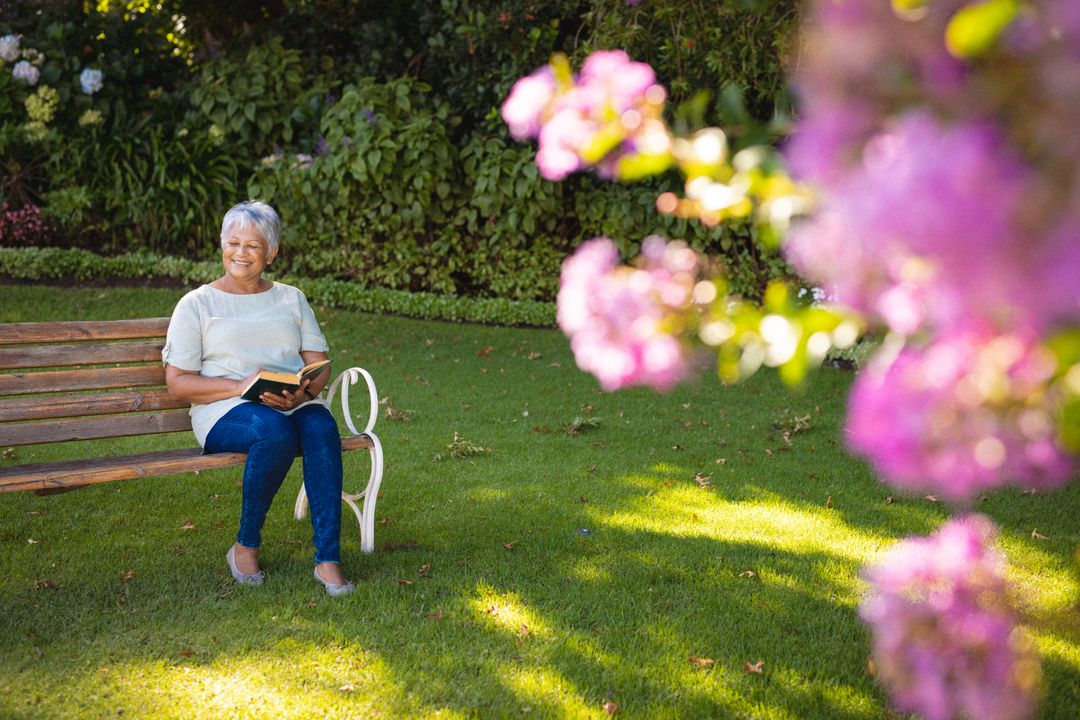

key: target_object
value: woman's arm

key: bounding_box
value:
[165,363,254,404]
[299,350,331,397]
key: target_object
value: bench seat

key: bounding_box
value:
[0,435,374,493]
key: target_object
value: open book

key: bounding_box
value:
[240,359,331,403]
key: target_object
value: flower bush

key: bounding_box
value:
[505,0,1080,716]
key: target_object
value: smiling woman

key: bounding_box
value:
[162,200,353,596]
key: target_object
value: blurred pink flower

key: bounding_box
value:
[847,328,1074,502]
[501,66,556,141]
[860,515,1041,720]
[557,237,696,392]
[785,112,1049,334]
[504,51,668,181]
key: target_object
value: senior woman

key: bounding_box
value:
[162,200,353,596]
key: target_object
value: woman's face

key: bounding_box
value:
[221,225,275,284]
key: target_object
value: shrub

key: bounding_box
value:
[249,76,463,292]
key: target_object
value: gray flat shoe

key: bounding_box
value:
[226,545,265,586]
[314,565,354,597]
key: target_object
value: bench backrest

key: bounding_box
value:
[0,318,192,447]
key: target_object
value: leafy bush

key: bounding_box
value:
[249,76,463,292]
[190,37,332,157]
[582,0,798,125]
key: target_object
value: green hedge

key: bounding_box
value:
[0,246,555,327]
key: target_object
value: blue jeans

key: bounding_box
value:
[204,402,343,564]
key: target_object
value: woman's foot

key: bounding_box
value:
[226,543,265,585]
[314,562,354,597]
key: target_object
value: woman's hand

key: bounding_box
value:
[259,378,313,411]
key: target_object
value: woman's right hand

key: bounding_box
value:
[238,369,265,396]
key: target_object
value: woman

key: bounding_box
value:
[163,200,353,596]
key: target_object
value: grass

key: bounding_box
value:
[1,283,1078,719]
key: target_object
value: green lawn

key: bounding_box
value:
[1,284,1078,719]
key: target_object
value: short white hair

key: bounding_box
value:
[220,200,281,253]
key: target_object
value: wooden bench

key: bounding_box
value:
[0,318,385,553]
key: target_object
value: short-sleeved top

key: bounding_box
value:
[162,282,330,447]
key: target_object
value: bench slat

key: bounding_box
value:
[0,366,167,395]
[0,340,164,370]
[0,388,186,423]
[0,410,194,446]
[0,434,375,493]
[0,318,170,344]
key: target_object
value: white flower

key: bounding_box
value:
[12,60,39,86]
[79,67,103,95]
[0,34,20,62]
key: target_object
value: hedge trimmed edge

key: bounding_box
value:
[0,246,556,328]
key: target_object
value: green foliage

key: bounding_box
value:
[190,37,332,157]
[583,0,799,125]
[416,0,584,136]
[41,117,239,253]
[250,77,463,292]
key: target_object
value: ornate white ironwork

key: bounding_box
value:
[293,367,384,554]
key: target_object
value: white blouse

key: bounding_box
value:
[162,282,329,446]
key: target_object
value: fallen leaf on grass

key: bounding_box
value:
[28,509,47,516]
[526,352,542,360]
[503,541,519,550]
[180,521,195,530]
[397,579,414,586]
[531,425,551,434]
[384,406,415,422]
[924,495,939,503]
[885,496,894,504]
[426,610,443,621]
[867,656,877,678]
[1032,529,1049,540]
[688,656,715,668]
[120,569,135,582]
[33,578,55,590]
[744,659,765,674]
[565,416,602,436]
[339,683,356,692]
[178,649,194,658]
[1022,488,1040,496]
[419,563,432,578]
[477,346,494,359]
[825,495,834,509]
[693,473,713,489]
[738,570,758,579]
[603,701,619,716]
[27,538,38,544]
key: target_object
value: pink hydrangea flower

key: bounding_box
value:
[785,112,1042,334]
[504,51,668,181]
[847,328,1075,502]
[557,236,697,391]
[500,66,556,141]
[860,515,1041,720]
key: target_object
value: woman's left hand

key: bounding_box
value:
[260,379,312,411]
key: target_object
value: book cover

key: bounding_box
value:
[240,359,331,403]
